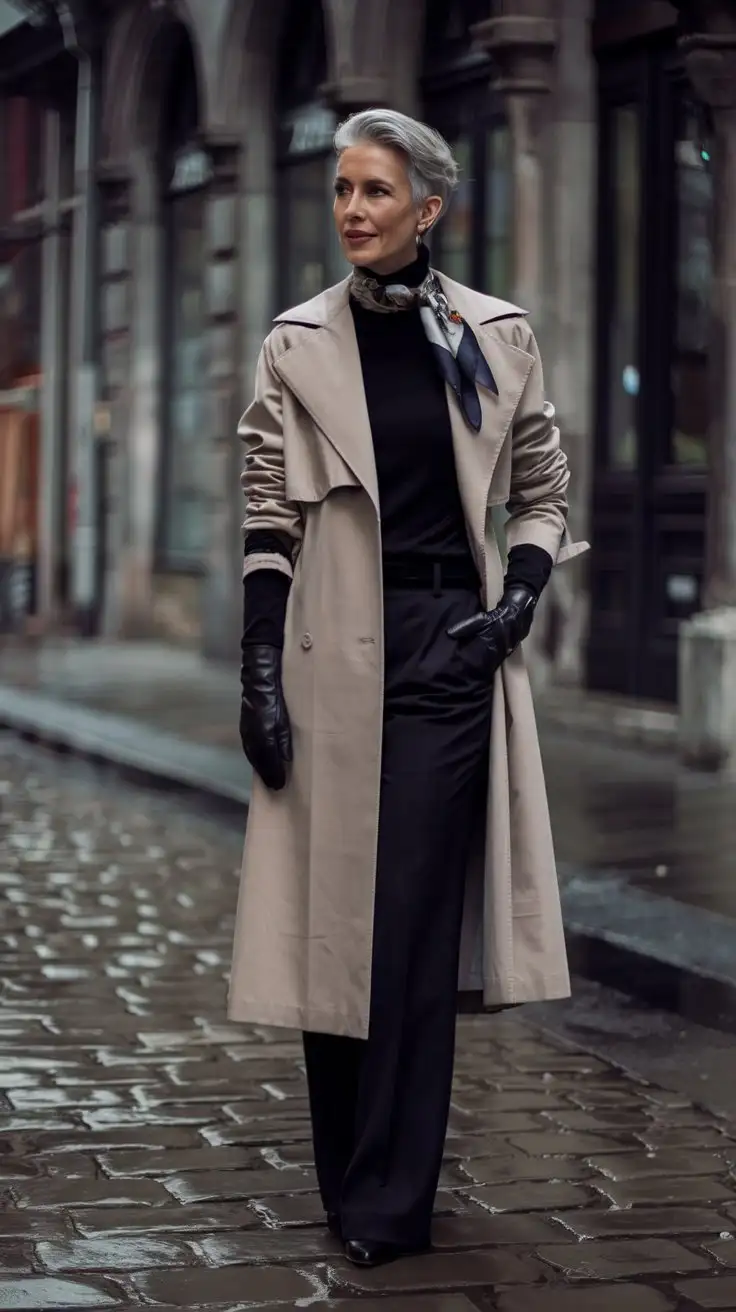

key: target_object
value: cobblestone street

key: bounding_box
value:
[4,734,736,1310]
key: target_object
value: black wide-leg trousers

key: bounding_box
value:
[303,585,494,1248]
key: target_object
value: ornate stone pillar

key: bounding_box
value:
[321,76,389,120]
[474,0,558,320]
[676,2,736,770]
[201,134,243,662]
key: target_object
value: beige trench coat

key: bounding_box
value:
[228,271,589,1039]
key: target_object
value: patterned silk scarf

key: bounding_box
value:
[349,253,498,432]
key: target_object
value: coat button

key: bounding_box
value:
[301,633,313,650]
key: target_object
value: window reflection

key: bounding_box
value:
[281,158,328,306]
[607,105,640,471]
[276,1,335,311]
[670,103,712,467]
[162,192,207,565]
[159,29,207,571]
[485,124,511,297]
[434,135,473,285]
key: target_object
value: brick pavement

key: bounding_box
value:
[3,733,736,1309]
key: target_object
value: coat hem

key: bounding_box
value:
[227,995,370,1039]
[483,973,571,1006]
[227,977,571,1036]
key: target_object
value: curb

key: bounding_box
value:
[2,684,736,1034]
[0,686,251,819]
[560,866,736,1035]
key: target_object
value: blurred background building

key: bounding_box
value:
[0,0,733,720]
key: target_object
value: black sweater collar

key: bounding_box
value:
[364,242,430,288]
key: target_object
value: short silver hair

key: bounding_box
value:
[334,108,459,209]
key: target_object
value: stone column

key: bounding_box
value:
[97,162,134,638]
[201,135,243,662]
[677,2,736,772]
[475,2,594,690]
[66,41,103,636]
[322,77,389,119]
[541,0,596,687]
[473,1,558,321]
[38,107,65,628]
[120,149,165,640]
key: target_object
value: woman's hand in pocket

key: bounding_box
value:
[446,584,537,668]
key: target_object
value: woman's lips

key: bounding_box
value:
[345,232,374,245]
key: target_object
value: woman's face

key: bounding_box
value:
[334,142,442,276]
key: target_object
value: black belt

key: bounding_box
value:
[382,556,480,593]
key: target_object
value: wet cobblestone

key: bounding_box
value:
[4,732,736,1309]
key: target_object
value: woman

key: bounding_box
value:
[228,108,587,1267]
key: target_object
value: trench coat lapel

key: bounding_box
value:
[437,274,535,555]
[272,281,379,512]
[273,273,536,537]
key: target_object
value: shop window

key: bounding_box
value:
[606,103,640,471]
[669,99,712,468]
[485,123,511,300]
[589,53,709,702]
[423,0,491,78]
[277,0,340,310]
[433,134,474,284]
[158,28,209,571]
[0,97,45,386]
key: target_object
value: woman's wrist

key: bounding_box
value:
[241,570,290,649]
[503,544,553,601]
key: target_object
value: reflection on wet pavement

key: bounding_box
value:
[542,731,736,917]
[2,734,736,1307]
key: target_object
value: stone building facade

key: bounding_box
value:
[1,0,734,712]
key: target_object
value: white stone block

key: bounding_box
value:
[103,224,129,277]
[679,606,736,773]
[206,195,235,257]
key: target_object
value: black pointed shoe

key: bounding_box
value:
[343,1237,428,1267]
[326,1211,342,1240]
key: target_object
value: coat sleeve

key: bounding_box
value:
[504,328,588,566]
[239,334,304,582]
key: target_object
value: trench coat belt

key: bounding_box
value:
[382,554,481,595]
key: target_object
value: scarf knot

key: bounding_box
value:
[349,263,498,431]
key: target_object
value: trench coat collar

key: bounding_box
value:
[272,273,535,528]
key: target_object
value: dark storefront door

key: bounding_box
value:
[588,44,712,702]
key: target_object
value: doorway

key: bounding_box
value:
[588,42,711,702]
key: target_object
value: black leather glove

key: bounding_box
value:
[239,643,292,791]
[447,583,537,670]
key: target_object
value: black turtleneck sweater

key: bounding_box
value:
[242,248,552,647]
[349,246,474,563]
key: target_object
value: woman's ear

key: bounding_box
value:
[419,194,444,236]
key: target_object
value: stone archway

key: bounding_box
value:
[101,0,207,166]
